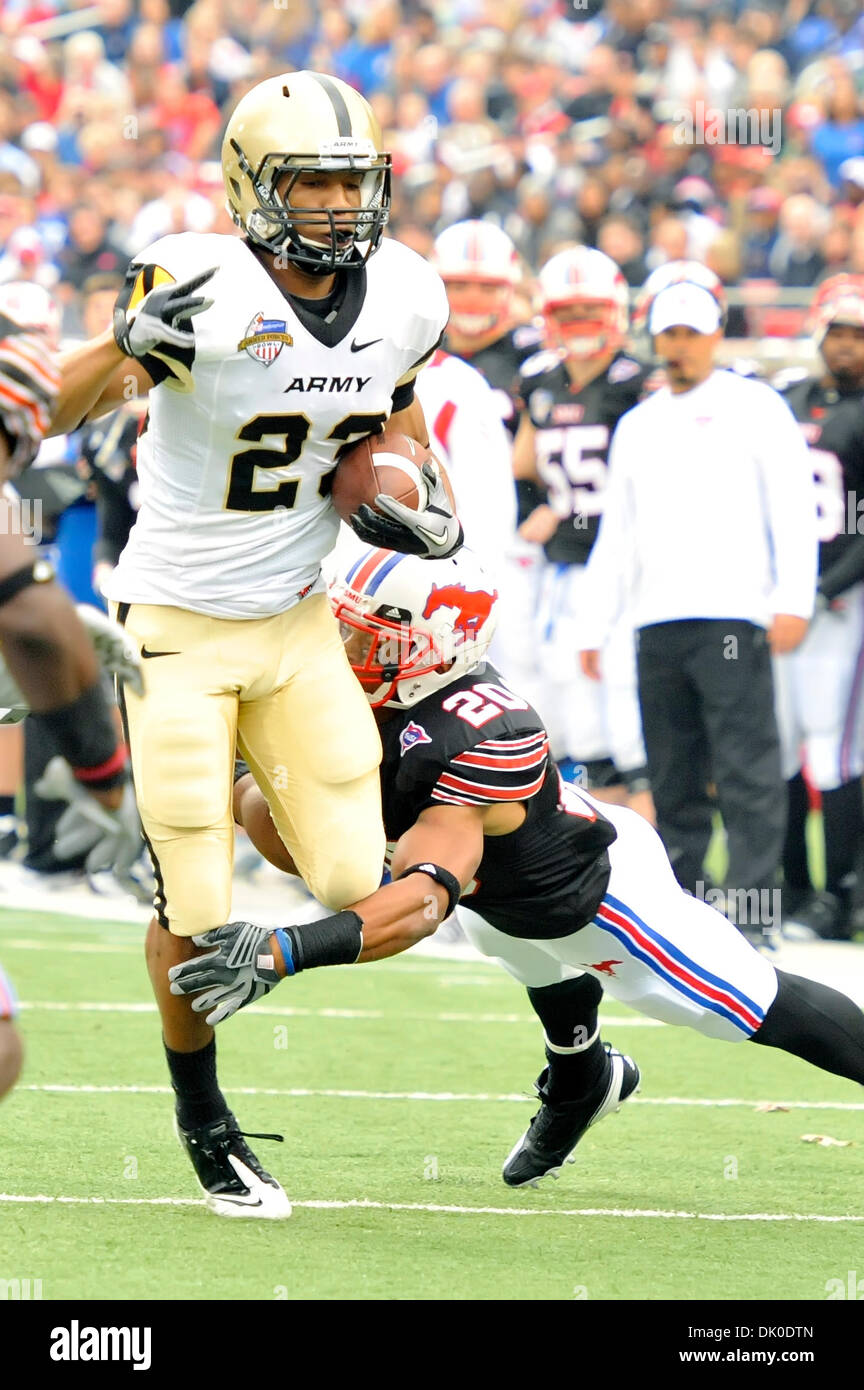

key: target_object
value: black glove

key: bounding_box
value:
[113,268,216,361]
[350,459,463,559]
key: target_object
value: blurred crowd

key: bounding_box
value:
[0,0,864,338]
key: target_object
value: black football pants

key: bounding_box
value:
[636,619,786,898]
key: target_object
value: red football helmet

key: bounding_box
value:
[538,246,629,360]
[807,274,864,344]
[432,220,521,341]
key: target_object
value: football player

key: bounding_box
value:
[48,72,462,1216]
[432,220,545,709]
[0,283,138,1102]
[170,550,864,1193]
[775,274,864,939]
[513,246,653,819]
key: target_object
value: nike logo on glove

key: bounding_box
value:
[140,646,181,659]
[350,337,383,353]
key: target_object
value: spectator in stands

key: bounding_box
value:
[597,213,648,285]
[56,204,124,294]
[769,193,829,286]
[811,72,864,187]
[742,185,783,278]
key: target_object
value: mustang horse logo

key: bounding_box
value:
[422,583,498,636]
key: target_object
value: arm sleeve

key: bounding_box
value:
[429,729,551,807]
[757,389,819,620]
[574,417,638,649]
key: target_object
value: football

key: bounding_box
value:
[330,429,432,523]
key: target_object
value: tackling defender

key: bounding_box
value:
[49,72,462,1215]
[171,550,864,1192]
[774,274,864,940]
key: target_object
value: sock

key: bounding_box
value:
[751,969,864,1084]
[0,795,14,818]
[164,1038,228,1130]
[822,779,864,902]
[782,772,811,896]
[526,976,607,1100]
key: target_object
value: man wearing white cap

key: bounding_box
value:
[577,265,818,935]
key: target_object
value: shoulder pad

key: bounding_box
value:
[771,366,811,394]
[520,349,561,380]
[512,322,544,351]
[607,356,643,385]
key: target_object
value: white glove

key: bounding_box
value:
[75,604,144,696]
[34,756,142,877]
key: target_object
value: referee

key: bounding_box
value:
[577,270,818,923]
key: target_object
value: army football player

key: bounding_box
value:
[775,275,864,940]
[0,283,139,1104]
[513,247,653,819]
[170,550,864,1192]
[49,72,462,1216]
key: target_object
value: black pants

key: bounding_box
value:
[636,619,785,897]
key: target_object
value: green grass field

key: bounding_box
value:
[1,905,863,1302]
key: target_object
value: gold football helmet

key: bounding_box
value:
[222,71,391,275]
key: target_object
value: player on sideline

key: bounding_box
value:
[431,220,546,709]
[513,247,653,819]
[0,283,137,1103]
[48,72,462,1216]
[774,275,864,939]
[170,550,864,1191]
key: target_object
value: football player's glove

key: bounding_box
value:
[0,605,143,723]
[168,921,282,1026]
[113,268,216,361]
[34,756,142,877]
[350,459,463,559]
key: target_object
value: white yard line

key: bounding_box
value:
[17,1082,864,1109]
[15,999,665,1026]
[0,1192,859,1222]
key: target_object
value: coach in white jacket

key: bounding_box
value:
[578,277,818,918]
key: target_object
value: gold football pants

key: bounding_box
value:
[114,594,384,935]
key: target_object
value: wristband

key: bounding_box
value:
[0,559,54,609]
[29,682,126,790]
[397,862,462,918]
[281,910,364,972]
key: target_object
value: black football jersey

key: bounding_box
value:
[780,377,864,591]
[451,322,545,437]
[380,664,617,939]
[447,322,546,524]
[519,351,648,565]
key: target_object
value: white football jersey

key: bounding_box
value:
[104,234,448,618]
[415,349,516,574]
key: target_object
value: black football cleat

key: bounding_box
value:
[783,890,854,942]
[503,1043,640,1189]
[175,1112,292,1219]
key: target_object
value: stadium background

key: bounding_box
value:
[0,0,863,1306]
